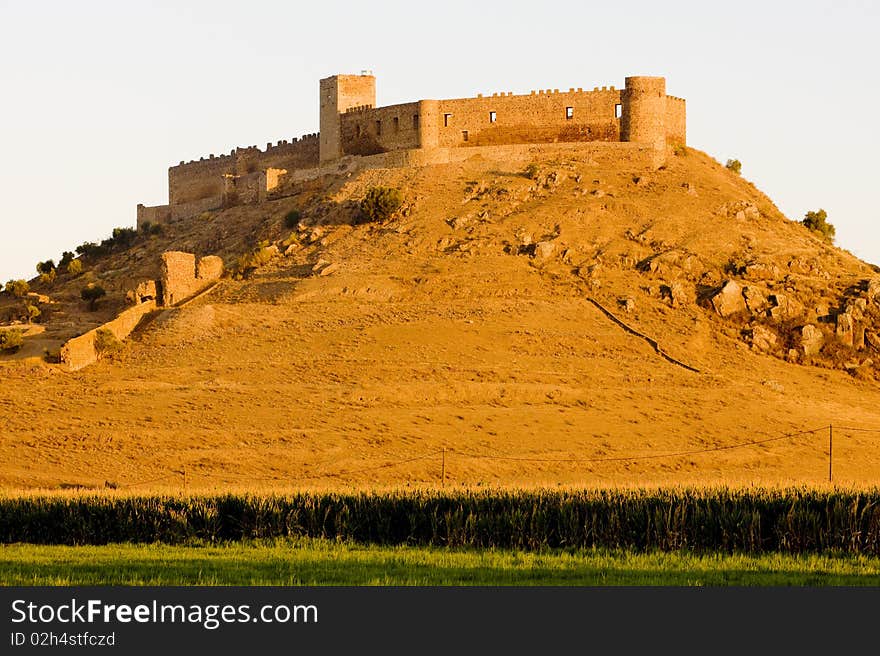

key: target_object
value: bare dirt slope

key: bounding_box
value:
[2,145,880,491]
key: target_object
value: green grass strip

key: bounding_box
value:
[3,539,880,586]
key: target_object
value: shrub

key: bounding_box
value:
[94,328,122,356]
[59,251,75,269]
[67,259,83,276]
[725,159,742,175]
[80,284,106,311]
[0,329,24,353]
[36,260,55,275]
[802,209,836,243]
[38,270,56,285]
[76,241,107,259]
[24,303,40,324]
[358,187,402,223]
[4,279,29,298]
[672,144,687,157]
[523,163,540,180]
[111,227,137,248]
[284,209,301,229]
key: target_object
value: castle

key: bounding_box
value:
[137,74,685,228]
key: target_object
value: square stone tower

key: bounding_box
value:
[319,73,376,163]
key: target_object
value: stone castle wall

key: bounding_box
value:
[138,73,685,224]
[160,251,223,306]
[60,300,157,372]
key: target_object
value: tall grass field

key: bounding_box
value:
[3,488,880,554]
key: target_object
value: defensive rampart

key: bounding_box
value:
[60,300,157,372]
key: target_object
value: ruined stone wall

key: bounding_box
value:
[160,251,223,306]
[60,300,157,372]
[167,136,318,207]
[435,88,622,148]
[136,197,222,229]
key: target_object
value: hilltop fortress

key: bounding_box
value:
[137,74,685,228]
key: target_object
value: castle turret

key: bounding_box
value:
[620,76,666,147]
[319,73,376,163]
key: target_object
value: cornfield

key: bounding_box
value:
[3,489,880,554]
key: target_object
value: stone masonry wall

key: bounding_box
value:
[437,87,622,147]
[340,101,422,156]
[60,300,157,372]
[160,251,223,306]
[167,136,318,207]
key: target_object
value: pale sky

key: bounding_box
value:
[1,0,878,283]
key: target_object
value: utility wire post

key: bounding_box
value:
[828,424,833,483]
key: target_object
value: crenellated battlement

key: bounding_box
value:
[140,72,685,226]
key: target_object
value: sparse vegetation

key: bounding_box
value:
[802,208,836,243]
[80,284,106,311]
[284,209,301,229]
[725,159,742,175]
[59,251,75,269]
[358,187,402,223]
[36,260,55,275]
[0,329,24,353]
[23,303,40,324]
[94,328,122,356]
[4,279,29,298]
[672,144,687,157]
[38,270,56,285]
[66,259,83,276]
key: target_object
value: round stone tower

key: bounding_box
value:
[620,76,666,147]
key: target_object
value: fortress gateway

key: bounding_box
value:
[137,74,685,228]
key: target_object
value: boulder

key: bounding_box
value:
[710,280,746,317]
[836,312,854,347]
[617,297,635,313]
[868,277,880,301]
[799,324,824,356]
[743,286,770,315]
[533,241,555,260]
[866,331,880,352]
[661,281,691,307]
[749,325,778,352]
[768,293,804,322]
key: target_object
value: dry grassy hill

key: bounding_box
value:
[2,144,880,491]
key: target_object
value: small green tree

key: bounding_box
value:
[24,303,40,324]
[358,187,402,223]
[38,270,56,285]
[802,208,835,242]
[81,284,106,311]
[0,329,24,353]
[67,259,83,276]
[36,260,56,275]
[4,279,29,298]
[725,159,742,175]
[59,251,75,268]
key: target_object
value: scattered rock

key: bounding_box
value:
[617,297,636,313]
[768,293,804,322]
[533,241,555,260]
[799,324,824,356]
[660,281,690,307]
[866,331,880,352]
[761,379,785,393]
[134,280,157,303]
[867,277,880,301]
[285,243,300,256]
[318,263,340,277]
[312,258,330,273]
[710,280,746,317]
[836,312,855,347]
[742,262,780,282]
[748,324,778,352]
[718,200,760,220]
[743,286,770,315]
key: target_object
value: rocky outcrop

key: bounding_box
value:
[709,280,746,317]
[799,324,824,356]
